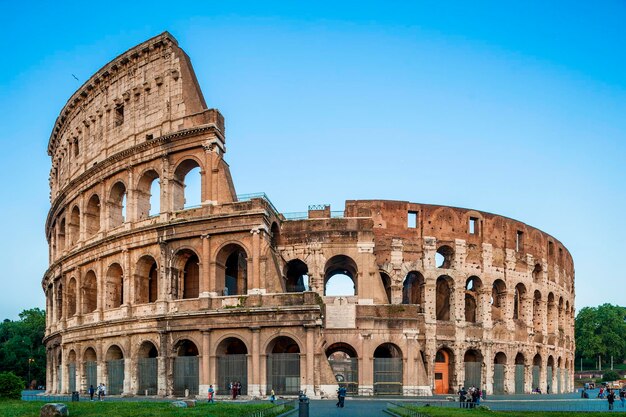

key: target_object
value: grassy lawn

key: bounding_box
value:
[390,406,626,417]
[0,400,289,417]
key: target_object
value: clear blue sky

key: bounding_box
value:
[1,1,624,320]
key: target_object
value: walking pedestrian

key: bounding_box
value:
[336,385,346,408]
[458,386,467,408]
[270,389,275,403]
[620,389,625,408]
[208,384,215,403]
[88,385,95,401]
[608,389,616,411]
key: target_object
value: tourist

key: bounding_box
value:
[208,384,215,403]
[231,381,238,399]
[336,385,346,408]
[620,389,625,408]
[97,383,103,401]
[88,385,95,401]
[270,389,275,403]
[607,389,616,410]
[458,386,467,408]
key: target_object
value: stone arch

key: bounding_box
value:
[436,275,453,320]
[172,158,203,210]
[532,263,543,283]
[82,270,97,313]
[532,353,542,391]
[136,169,160,219]
[174,249,200,299]
[514,352,525,394]
[85,194,101,237]
[558,297,564,331]
[493,352,507,394]
[285,259,309,292]
[270,222,281,247]
[491,279,507,322]
[172,339,199,396]
[326,342,359,395]
[135,255,158,304]
[513,283,527,320]
[402,271,424,305]
[137,340,159,395]
[380,271,392,304]
[373,343,403,395]
[464,276,482,323]
[216,336,249,395]
[216,243,248,296]
[547,355,555,393]
[463,349,483,389]
[108,181,127,228]
[105,344,125,395]
[57,218,66,252]
[266,335,301,395]
[105,263,124,309]
[83,347,98,390]
[69,205,80,246]
[67,277,77,317]
[434,347,454,394]
[436,245,454,268]
[324,255,358,296]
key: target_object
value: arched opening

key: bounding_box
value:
[373,343,403,395]
[514,353,525,394]
[57,219,66,253]
[137,341,158,395]
[434,348,454,394]
[56,351,62,392]
[173,340,199,396]
[380,272,391,304]
[556,357,562,394]
[436,276,453,320]
[266,336,300,395]
[105,263,124,309]
[173,159,202,210]
[216,244,248,296]
[285,259,309,292]
[135,255,158,304]
[436,245,454,268]
[83,347,97,391]
[490,279,507,322]
[464,349,483,389]
[176,250,199,299]
[532,354,542,392]
[67,278,77,317]
[217,337,248,395]
[105,345,124,395]
[533,291,542,334]
[513,283,526,320]
[85,194,101,237]
[82,271,97,313]
[464,276,482,323]
[108,182,127,228]
[56,282,63,321]
[547,356,555,394]
[547,293,556,334]
[67,350,77,393]
[493,352,507,394]
[69,206,80,246]
[558,297,564,332]
[326,343,359,396]
[270,222,280,248]
[532,263,542,283]
[402,271,424,305]
[324,255,357,296]
[136,170,160,219]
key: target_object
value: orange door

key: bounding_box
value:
[434,351,449,394]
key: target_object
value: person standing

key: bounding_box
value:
[336,385,347,408]
[231,381,238,400]
[88,385,95,401]
[608,389,616,411]
[208,385,215,403]
[458,387,467,408]
[619,389,625,408]
[270,389,275,403]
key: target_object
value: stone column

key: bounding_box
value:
[249,228,261,293]
[123,249,131,317]
[202,144,213,204]
[359,333,373,396]
[250,327,261,396]
[200,235,212,297]
[199,330,211,395]
[61,346,69,394]
[304,325,315,395]
[157,333,168,396]
[483,345,493,395]
[126,168,136,223]
[160,156,171,216]
[124,355,133,395]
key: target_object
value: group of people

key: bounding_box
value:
[87,383,106,401]
[458,385,482,408]
[206,381,244,402]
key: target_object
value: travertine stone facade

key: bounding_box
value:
[43,32,575,398]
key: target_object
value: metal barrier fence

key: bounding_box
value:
[85,361,97,391]
[173,356,199,396]
[374,358,403,395]
[493,364,505,394]
[515,364,525,394]
[138,357,158,395]
[107,359,125,395]
[241,400,296,417]
[328,357,359,396]
[267,353,300,395]
[68,363,76,393]
[217,354,248,395]
[385,402,430,417]
[388,398,626,413]
[464,361,481,389]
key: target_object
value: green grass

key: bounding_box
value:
[0,400,290,417]
[390,406,626,417]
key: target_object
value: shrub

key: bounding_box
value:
[0,372,24,399]
[602,370,621,382]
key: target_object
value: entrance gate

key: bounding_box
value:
[217,354,248,395]
[547,366,553,393]
[328,357,358,395]
[173,356,199,396]
[373,358,402,395]
[532,366,540,391]
[557,368,561,393]
[138,357,158,395]
[493,364,505,394]
[68,363,76,393]
[84,361,97,391]
[464,361,482,389]
[107,359,124,395]
[267,353,300,395]
[434,350,450,394]
[514,365,525,394]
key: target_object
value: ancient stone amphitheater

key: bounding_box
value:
[43,32,575,398]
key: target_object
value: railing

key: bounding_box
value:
[282,210,345,220]
[237,192,280,215]
[385,402,430,417]
[241,400,296,417]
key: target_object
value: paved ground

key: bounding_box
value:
[308,399,390,417]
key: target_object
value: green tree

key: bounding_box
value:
[0,308,46,388]
[0,372,25,399]
[575,304,626,367]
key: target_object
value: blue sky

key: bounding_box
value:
[0,1,624,320]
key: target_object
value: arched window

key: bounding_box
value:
[57,219,66,252]
[67,278,77,317]
[183,253,199,299]
[436,276,452,320]
[108,182,127,227]
[464,276,482,323]
[135,256,158,304]
[136,170,160,219]
[326,343,359,395]
[105,263,124,309]
[285,259,309,292]
[402,271,424,305]
[173,160,202,210]
[216,244,248,296]
[380,272,391,304]
[533,291,542,333]
[491,279,507,322]
[82,271,97,313]
[85,194,101,237]
[513,283,526,320]
[436,245,454,268]
[324,255,357,296]
[69,206,80,246]
[547,293,556,333]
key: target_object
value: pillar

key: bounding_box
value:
[199,330,211,395]
[359,333,373,396]
[250,327,261,396]
[200,235,212,296]
[304,325,315,395]
[249,228,261,293]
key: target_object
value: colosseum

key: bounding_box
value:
[42,32,575,398]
